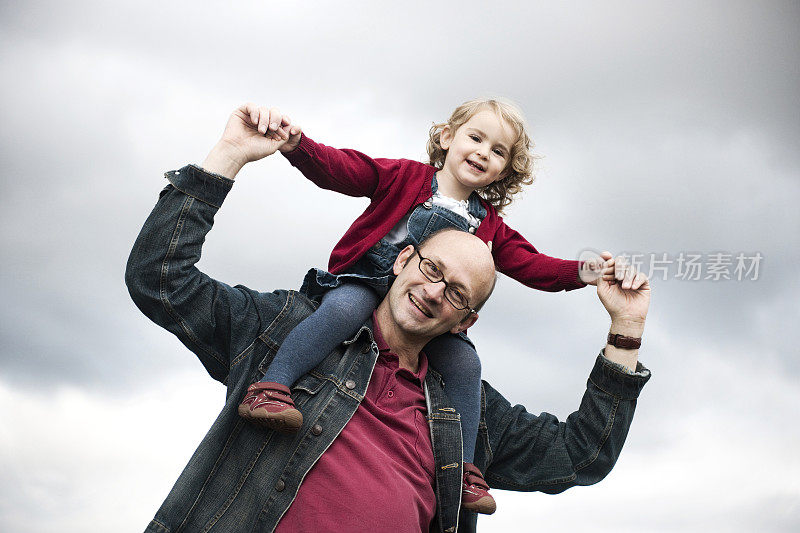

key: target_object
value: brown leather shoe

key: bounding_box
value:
[461,463,496,514]
[238,382,303,433]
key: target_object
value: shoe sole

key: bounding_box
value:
[239,405,303,434]
[462,496,496,515]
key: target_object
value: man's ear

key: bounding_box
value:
[440,124,453,150]
[393,245,416,276]
[450,312,478,334]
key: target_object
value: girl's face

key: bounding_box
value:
[438,109,516,199]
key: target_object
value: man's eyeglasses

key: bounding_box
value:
[414,249,476,314]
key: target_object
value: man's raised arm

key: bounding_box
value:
[479,254,652,494]
[125,104,298,382]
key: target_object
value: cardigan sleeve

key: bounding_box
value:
[281,134,403,199]
[490,216,586,292]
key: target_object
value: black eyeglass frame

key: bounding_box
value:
[414,249,477,315]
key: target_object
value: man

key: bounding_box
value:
[126,104,651,532]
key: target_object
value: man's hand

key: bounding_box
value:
[596,252,650,328]
[595,252,651,370]
[201,104,302,179]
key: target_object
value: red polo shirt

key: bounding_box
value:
[275,317,436,532]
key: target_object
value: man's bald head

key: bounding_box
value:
[417,228,497,311]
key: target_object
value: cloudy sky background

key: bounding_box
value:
[1,1,798,531]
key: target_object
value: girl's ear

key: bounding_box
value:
[440,124,453,150]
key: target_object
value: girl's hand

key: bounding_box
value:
[279,122,303,153]
[579,251,612,286]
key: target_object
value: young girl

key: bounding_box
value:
[238,98,596,514]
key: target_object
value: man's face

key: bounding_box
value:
[384,231,495,342]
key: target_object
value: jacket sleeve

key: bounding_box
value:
[124,165,281,383]
[281,134,403,199]
[481,354,650,493]
[491,216,586,292]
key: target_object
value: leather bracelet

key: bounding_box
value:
[607,332,642,349]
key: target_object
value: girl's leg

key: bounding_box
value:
[262,282,380,386]
[423,333,482,463]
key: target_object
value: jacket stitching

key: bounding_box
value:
[174,420,253,532]
[159,196,226,370]
[257,291,305,351]
[485,395,621,490]
[574,397,619,472]
[231,291,297,369]
[199,424,274,533]
[165,176,223,209]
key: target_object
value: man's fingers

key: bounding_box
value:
[614,257,627,281]
[257,106,271,135]
[631,271,649,290]
[622,264,637,289]
[244,103,259,129]
[267,107,283,131]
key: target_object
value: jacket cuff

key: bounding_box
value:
[281,133,314,165]
[560,259,586,290]
[589,351,651,401]
[165,164,234,209]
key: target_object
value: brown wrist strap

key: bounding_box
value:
[607,332,642,349]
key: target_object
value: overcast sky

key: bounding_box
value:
[1,1,798,531]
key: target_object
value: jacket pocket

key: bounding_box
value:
[293,373,325,395]
[291,373,326,409]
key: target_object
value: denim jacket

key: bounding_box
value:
[125,164,651,533]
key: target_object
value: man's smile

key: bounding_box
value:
[408,293,434,318]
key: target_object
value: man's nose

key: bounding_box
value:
[422,280,447,302]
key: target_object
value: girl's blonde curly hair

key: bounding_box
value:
[427,98,536,214]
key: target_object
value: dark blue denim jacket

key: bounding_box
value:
[125,164,651,533]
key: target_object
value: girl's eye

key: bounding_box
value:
[469,134,480,142]
[493,149,505,157]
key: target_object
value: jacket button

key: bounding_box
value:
[361,344,371,353]
[423,200,432,209]
[345,379,356,390]
[275,480,285,492]
[468,226,476,234]
[311,424,323,436]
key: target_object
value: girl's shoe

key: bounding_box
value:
[238,382,303,433]
[461,463,496,514]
